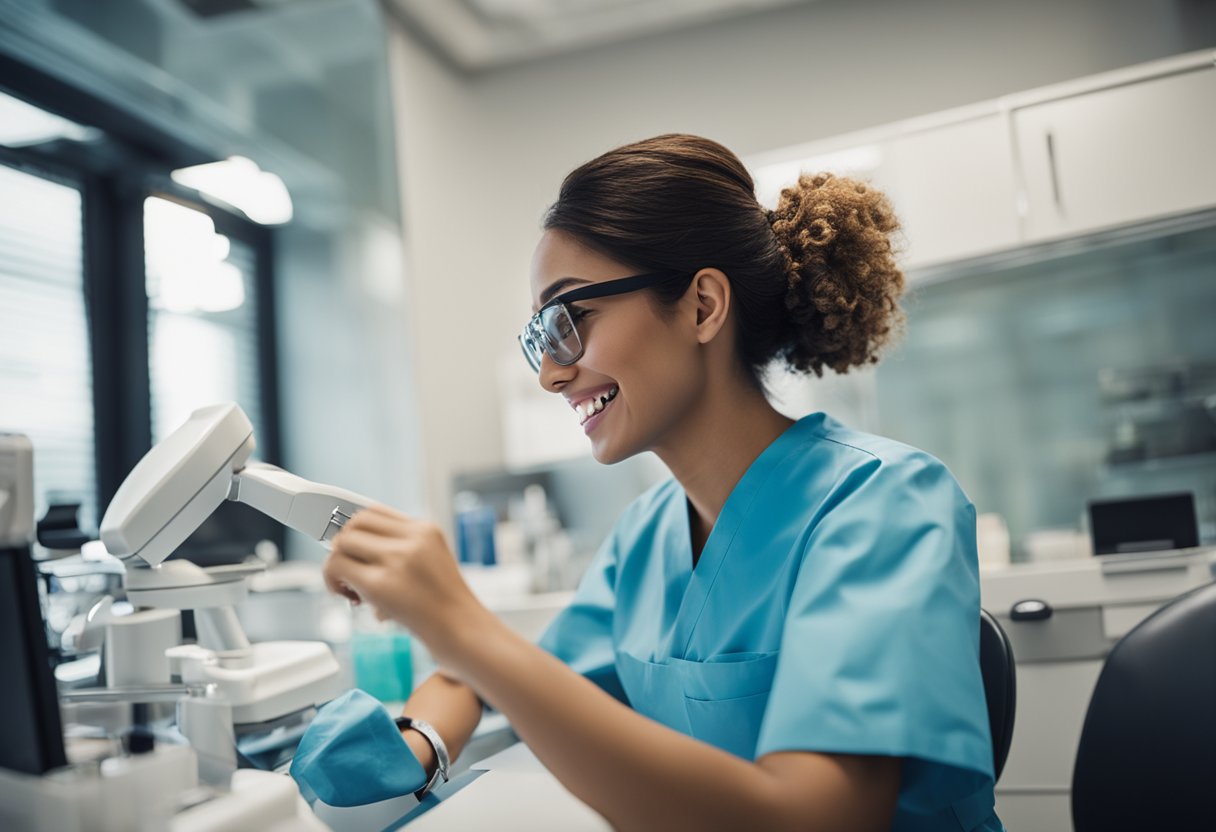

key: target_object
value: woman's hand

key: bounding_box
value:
[321,504,491,664]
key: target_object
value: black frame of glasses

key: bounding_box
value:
[520,270,693,371]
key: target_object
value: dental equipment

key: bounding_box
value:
[0,430,329,831]
[90,401,372,731]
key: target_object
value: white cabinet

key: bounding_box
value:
[750,51,1216,275]
[748,110,1022,278]
[881,115,1020,271]
[1013,65,1216,242]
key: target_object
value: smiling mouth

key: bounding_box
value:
[577,386,619,426]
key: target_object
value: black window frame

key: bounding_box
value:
[0,57,284,557]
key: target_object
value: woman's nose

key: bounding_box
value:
[538,352,575,393]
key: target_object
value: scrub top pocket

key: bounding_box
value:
[672,652,780,760]
[614,651,780,759]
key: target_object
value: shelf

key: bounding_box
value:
[1102,451,1216,475]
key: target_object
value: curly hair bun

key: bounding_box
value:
[770,172,905,376]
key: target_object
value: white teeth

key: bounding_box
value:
[576,387,619,425]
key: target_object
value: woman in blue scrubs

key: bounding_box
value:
[321,134,1003,831]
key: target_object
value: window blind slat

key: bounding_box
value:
[0,162,97,532]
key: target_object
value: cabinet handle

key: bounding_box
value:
[1045,130,1062,212]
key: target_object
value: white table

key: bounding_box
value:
[313,739,610,831]
[389,743,610,831]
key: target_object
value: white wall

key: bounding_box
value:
[387,0,1215,523]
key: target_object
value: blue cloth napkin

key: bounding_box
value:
[290,689,427,807]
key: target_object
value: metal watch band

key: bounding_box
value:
[395,715,450,800]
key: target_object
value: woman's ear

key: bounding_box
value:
[688,268,731,344]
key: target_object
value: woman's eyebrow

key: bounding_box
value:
[538,276,591,307]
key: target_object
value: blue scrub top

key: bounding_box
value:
[538,413,1003,832]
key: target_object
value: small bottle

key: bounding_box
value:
[350,605,414,703]
[454,491,498,566]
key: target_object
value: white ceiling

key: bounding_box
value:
[384,0,820,73]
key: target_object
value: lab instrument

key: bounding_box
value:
[90,402,373,730]
[0,432,327,830]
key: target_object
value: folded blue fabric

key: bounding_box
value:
[290,689,427,807]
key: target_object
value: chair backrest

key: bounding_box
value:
[1071,581,1216,832]
[978,608,1016,782]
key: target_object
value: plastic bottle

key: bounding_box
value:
[349,604,413,702]
[454,491,498,565]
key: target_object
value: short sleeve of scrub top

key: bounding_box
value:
[539,413,1002,832]
[755,443,999,831]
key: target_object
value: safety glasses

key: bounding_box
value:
[518,271,692,373]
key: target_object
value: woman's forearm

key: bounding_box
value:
[446,609,894,832]
[399,671,483,775]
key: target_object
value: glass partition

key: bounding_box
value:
[875,221,1216,558]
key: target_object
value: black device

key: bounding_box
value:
[1088,492,1200,556]
[0,544,68,775]
[170,500,281,567]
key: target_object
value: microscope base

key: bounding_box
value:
[175,640,343,725]
[0,744,327,831]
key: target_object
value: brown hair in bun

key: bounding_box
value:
[543,134,906,387]
[769,172,905,376]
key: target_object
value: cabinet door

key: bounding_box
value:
[1014,66,1216,242]
[751,116,1021,277]
[881,115,1021,272]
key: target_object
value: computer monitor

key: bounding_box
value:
[0,543,67,774]
[1089,492,1201,556]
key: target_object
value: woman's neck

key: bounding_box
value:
[653,378,794,554]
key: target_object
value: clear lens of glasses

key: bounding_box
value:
[519,303,582,372]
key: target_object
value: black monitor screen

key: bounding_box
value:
[0,545,67,774]
[1089,492,1200,556]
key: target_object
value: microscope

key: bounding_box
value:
[1,405,359,830]
[80,402,374,774]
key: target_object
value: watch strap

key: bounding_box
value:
[395,716,450,800]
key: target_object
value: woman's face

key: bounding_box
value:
[529,229,708,465]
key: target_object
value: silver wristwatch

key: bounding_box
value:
[395,716,451,800]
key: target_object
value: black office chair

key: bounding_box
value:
[1071,581,1216,832]
[978,608,1016,782]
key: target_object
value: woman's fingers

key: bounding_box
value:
[344,506,412,537]
[329,527,396,565]
[322,551,374,604]
[365,502,409,520]
[323,540,407,622]
[320,506,466,640]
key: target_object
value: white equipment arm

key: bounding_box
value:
[231,463,371,544]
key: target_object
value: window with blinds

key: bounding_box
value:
[0,85,281,564]
[144,196,266,453]
[143,196,278,563]
[0,162,97,531]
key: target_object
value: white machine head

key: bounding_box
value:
[100,403,372,568]
[101,404,253,567]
